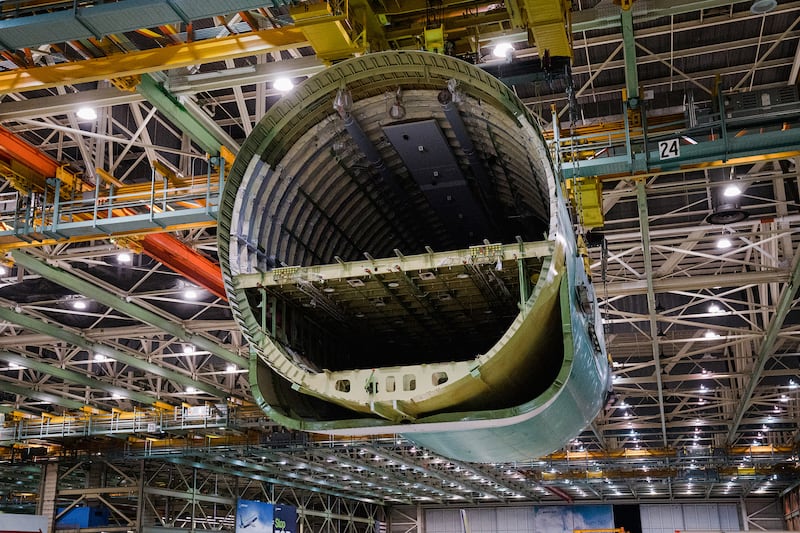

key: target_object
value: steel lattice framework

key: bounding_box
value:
[0,0,798,516]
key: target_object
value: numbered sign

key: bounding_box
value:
[658,138,680,160]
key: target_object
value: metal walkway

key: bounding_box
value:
[554,88,800,180]
[0,166,222,251]
[0,405,231,443]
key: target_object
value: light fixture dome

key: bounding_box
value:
[492,42,514,59]
[750,0,777,14]
[723,182,742,197]
[273,77,294,92]
[76,107,97,120]
[706,203,749,224]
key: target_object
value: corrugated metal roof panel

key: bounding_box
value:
[78,0,182,34]
[0,0,293,51]
[0,11,89,49]
[170,0,284,21]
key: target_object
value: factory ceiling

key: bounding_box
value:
[0,0,799,509]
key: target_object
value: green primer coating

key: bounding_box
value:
[11,250,246,367]
[223,51,610,462]
[0,289,227,398]
[0,351,155,405]
[136,74,224,156]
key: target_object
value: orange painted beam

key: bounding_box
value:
[0,125,58,177]
[141,233,227,301]
[0,27,307,94]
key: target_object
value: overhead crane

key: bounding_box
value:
[0,6,395,303]
[0,17,248,298]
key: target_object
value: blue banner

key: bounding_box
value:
[236,499,274,533]
[533,504,614,533]
[274,504,297,533]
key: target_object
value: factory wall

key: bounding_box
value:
[640,503,739,533]
[386,501,790,533]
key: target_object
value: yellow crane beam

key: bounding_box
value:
[0,27,309,95]
[507,0,573,59]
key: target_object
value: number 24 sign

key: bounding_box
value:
[658,138,680,160]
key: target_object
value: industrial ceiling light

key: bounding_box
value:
[750,0,777,14]
[723,182,742,197]
[706,202,748,224]
[273,77,294,92]
[492,42,514,59]
[184,287,199,300]
[182,344,195,354]
[710,169,747,221]
[716,227,734,250]
[76,107,97,120]
[72,299,87,310]
[117,251,132,263]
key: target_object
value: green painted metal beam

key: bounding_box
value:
[561,126,800,179]
[726,253,800,444]
[621,7,639,104]
[143,486,234,505]
[572,0,753,32]
[0,404,39,417]
[0,352,156,406]
[0,306,226,398]
[164,456,388,506]
[636,180,668,447]
[136,74,231,157]
[0,381,90,411]
[11,251,246,367]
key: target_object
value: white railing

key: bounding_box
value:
[0,406,231,442]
